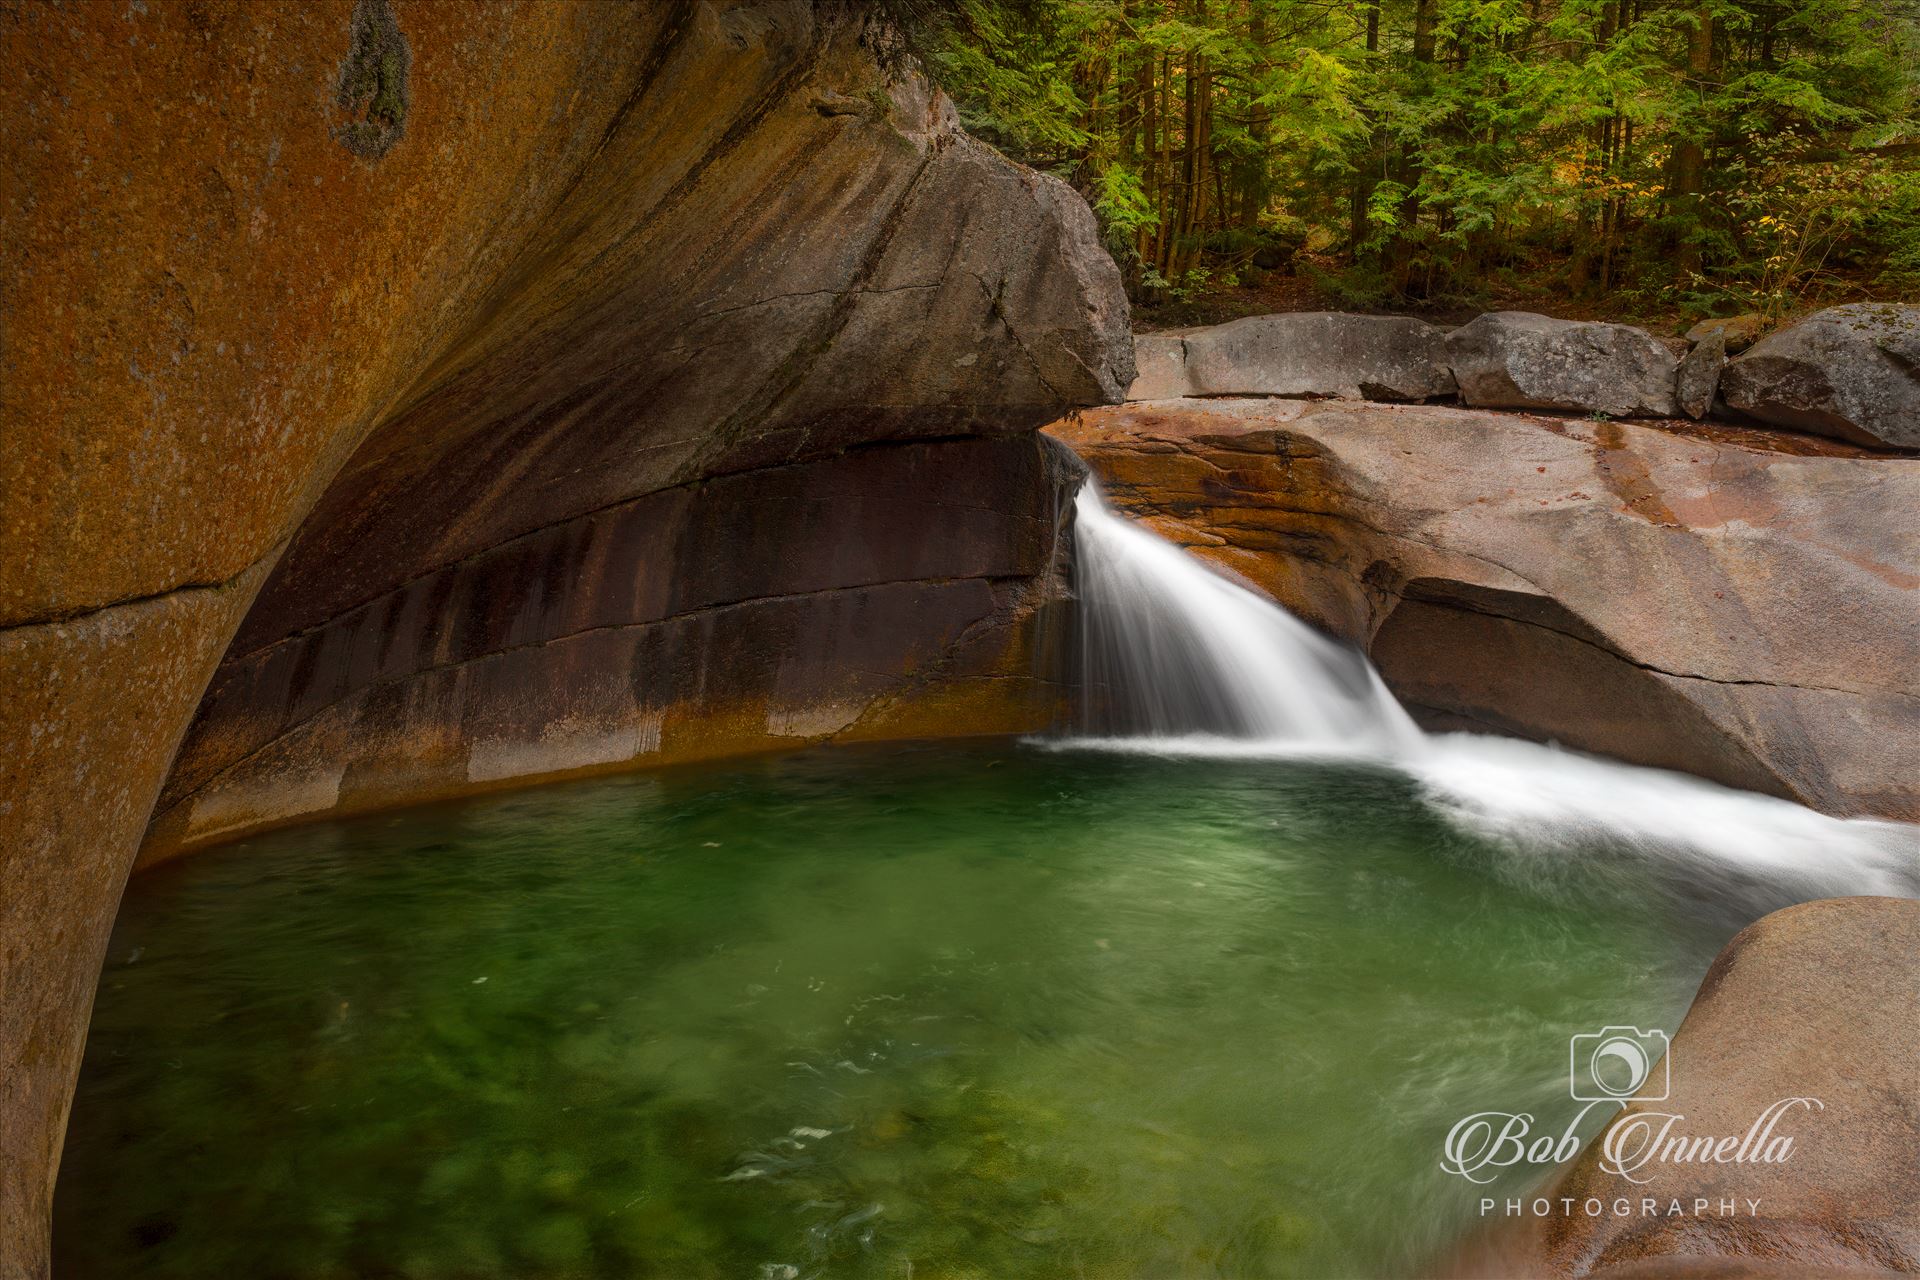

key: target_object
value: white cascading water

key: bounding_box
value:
[1072,483,1424,752]
[1059,483,1920,920]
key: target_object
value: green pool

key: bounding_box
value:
[56,742,1734,1278]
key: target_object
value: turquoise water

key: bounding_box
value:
[56,742,1736,1279]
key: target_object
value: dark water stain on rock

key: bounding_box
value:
[1592,419,1683,528]
[334,0,410,159]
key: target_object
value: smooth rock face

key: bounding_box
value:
[143,435,1081,862]
[1531,897,1920,1277]
[1129,332,1193,399]
[1677,333,1728,420]
[1048,400,1920,819]
[0,4,1129,1272]
[1179,312,1458,401]
[1447,312,1681,417]
[1720,304,1920,449]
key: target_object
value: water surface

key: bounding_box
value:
[59,743,1756,1278]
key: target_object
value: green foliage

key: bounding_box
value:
[1093,163,1158,241]
[931,2,1093,154]
[1872,168,1920,289]
[914,0,1920,310]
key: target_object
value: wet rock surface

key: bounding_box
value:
[1537,897,1920,1277]
[144,436,1082,863]
[1049,399,1920,820]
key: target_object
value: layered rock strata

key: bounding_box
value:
[143,435,1084,863]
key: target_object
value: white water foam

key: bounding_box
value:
[1056,483,1920,917]
[1069,482,1421,752]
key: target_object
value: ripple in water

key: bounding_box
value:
[55,743,1905,1279]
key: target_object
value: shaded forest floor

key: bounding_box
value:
[1131,255,1905,335]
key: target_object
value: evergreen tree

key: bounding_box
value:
[909,0,1920,315]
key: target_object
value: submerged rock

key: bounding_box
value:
[1446,312,1681,417]
[1049,399,1920,820]
[1720,303,1920,449]
[1177,312,1458,401]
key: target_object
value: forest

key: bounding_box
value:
[910,0,1920,321]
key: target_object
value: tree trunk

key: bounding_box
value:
[1669,5,1714,277]
[1244,4,1273,230]
[1391,0,1438,291]
[1349,0,1381,258]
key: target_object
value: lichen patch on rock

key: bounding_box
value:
[333,0,409,159]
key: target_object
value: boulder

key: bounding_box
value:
[1719,303,1920,449]
[1676,333,1727,420]
[1447,312,1681,417]
[1528,897,1920,1276]
[1128,332,1193,399]
[1179,312,1457,401]
[0,3,1130,1271]
[1686,314,1769,353]
[1048,399,1920,820]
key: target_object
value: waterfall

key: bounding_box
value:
[1056,482,1919,919]
[1072,484,1422,752]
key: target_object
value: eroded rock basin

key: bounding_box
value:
[1050,399,1920,821]
[56,740,1891,1279]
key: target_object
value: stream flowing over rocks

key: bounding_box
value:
[1054,396,1920,1278]
[1049,399,1920,822]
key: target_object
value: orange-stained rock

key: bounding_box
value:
[0,557,274,1279]
[0,4,1130,1273]
[1047,399,1920,819]
[2,2,657,624]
